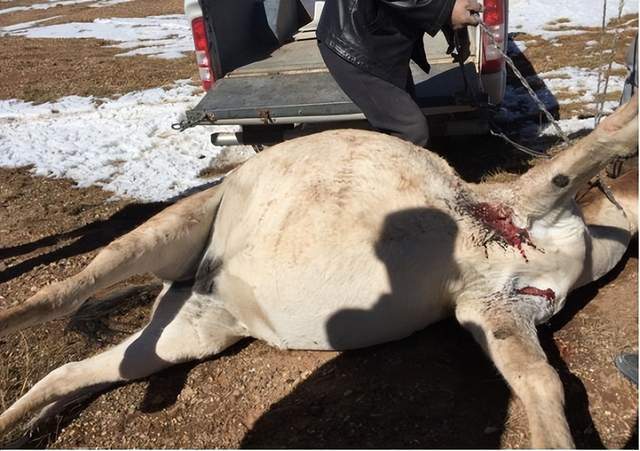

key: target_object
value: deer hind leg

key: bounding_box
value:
[0,282,244,437]
[0,183,225,338]
[517,94,638,218]
[456,294,574,449]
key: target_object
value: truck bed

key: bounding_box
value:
[229,39,325,76]
[187,1,481,126]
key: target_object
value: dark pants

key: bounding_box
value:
[318,41,430,147]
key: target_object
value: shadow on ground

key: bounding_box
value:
[242,318,510,449]
[0,202,168,284]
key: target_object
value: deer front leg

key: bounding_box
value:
[0,183,225,338]
[456,295,574,449]
[0,283,243,438]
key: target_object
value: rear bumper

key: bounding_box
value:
[210,111,490,147]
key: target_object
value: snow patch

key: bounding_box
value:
[538,66,625,104]
[0,0,101,15]
[1,15,193,59]
[90,0,133,7]
[0,0,132,15]
[540,117,597,136]
[0,81,248,202]
[510,0,638,37]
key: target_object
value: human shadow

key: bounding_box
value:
[0,202,168,284]
[242,209,510,448]
[242,319,510,449]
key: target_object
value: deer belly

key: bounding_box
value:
[216,257,453,351]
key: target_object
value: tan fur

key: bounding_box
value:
[0,95,637,448]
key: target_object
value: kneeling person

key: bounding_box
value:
[317,0,482,146]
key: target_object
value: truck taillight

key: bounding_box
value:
[191,17,215,90]
[481,0,505,74]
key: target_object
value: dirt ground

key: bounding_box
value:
[0,36,197,103]
[0,0,184,28]
[0,0,197,103]
[0,0,638,448]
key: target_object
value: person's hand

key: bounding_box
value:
[451,0,482,30]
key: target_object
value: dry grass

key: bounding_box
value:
[512,14,637,74]
[511,14,637,119]
[0,0,198,103]
[0,36,198,102]
[0,0,184,28]
[0,2,637,447]
[558,90,624,119]
[0,332,37,446]
[0,333,33,413]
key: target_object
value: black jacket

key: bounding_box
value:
[317,0,456,89]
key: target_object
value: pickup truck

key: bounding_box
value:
[182,0,508,147]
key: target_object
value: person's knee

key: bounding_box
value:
[401,115,430,147]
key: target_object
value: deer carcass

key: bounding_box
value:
[0,96,637,448]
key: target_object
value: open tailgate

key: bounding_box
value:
[186,6,482,126]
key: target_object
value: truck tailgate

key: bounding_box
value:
[187,33,481,126]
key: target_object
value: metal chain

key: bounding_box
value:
[452,31,552,158]
[476,19,625,214]
[591,0,627,210]
[171,111,208,132]
[477,21,571,145]
[486,126,549,157]
[594,0,626,125]
[594,0,610,123]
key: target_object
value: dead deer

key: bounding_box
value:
[0,95,637,448]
